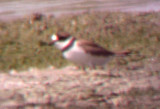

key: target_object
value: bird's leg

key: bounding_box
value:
[97,65,105,70]
[88,63,96,70]
[76,65,87,72]
[81,66,87,73]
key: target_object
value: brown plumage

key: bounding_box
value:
[78,40,115,56]
[56,32,71,40]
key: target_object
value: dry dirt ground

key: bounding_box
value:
[0,57,160,109]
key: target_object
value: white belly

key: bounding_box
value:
[63,42,112,67]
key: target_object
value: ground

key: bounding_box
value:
[0,56,160,109]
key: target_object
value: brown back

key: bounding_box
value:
[78,40,114,56]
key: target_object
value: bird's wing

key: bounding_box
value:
[77,40,114,56]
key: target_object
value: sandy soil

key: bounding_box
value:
[0,57,160,109]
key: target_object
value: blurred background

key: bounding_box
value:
[0,0,160,21]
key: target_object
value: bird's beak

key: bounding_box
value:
[48,41,55,46]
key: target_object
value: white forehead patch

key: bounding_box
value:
[51,34,58,41]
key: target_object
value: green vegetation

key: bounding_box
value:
[0,11,160,71]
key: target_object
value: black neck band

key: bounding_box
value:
[62,37,76,52]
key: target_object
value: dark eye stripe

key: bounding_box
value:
[58,36,68,41]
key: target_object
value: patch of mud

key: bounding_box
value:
[0,57,160,109]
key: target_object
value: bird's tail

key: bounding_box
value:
[114,50,131,57]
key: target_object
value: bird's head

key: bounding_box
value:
[49,32,74,50]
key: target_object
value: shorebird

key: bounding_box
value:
[48,32,130,69]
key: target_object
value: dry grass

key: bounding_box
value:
[0,11,160,72]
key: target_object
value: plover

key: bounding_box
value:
[48,32,130,69]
